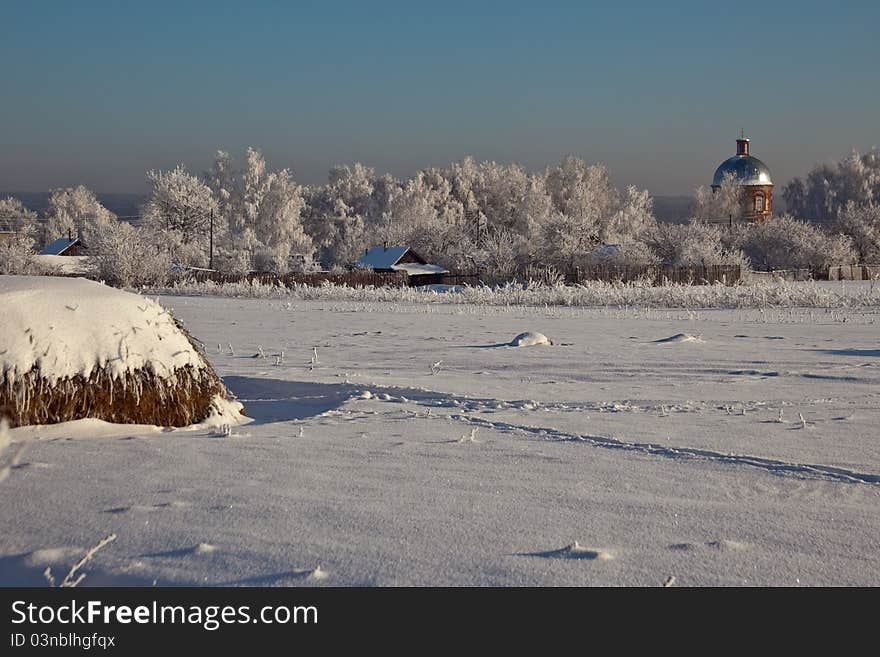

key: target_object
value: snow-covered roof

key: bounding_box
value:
[712,155,773,187]
[0,276,208,385]
[357,245,411,269]
[391,262,449,275]
[39,237,80,256]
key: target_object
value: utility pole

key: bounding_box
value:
[209,209,214,270]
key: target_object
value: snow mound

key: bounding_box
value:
[0,276,206,384]
[653,333,704,344]
[510,332,553,347]
[559,542,615,560]
[526,541,615,560]
[308,565,329,581]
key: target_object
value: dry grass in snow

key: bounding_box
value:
[157,278,880,310]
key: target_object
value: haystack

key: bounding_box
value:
[0,276,242,428]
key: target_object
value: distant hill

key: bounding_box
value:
[0,192,146,219]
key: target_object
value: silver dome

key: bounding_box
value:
[712,154,773,187]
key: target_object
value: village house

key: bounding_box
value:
[38,236,85,257]
[356,244,449,286]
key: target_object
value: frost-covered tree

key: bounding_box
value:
[728,215,857,271]
[467,160,530,233]
[477,228,521,280]
[604,185,656,243]
[545,157,656,241]
[648,223,748,268]
[252,169,313,272]
[0,196,38,233]
[89,220,172,287]
[240,147,271,231]
[206,149,250,272]
[836,201,880,263]
[534,211,598,271]
[141,165,220,268]
[511,176,553,239]
[0,229,38,274]
[783,149,880,223]
[445,157,486,235]
[208,148,314,273]
[302,163,384,268]
[206,150,237,231]
[377,173,445,250]
[45,185,115,244]
[583,240,659,269]
[692,172,742,223]
[531,157,656,272]
[545,157,618,233]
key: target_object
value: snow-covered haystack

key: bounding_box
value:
[509,332,553,347]
[0,276,240,428]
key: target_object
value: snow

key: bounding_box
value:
[510,331,553,347]
[391,262,449,275]
[653,333,704,344]
[0,276,207,384]
[33,255,92,275]
[1,294,879,586]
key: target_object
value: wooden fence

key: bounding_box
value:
[185,269,410,288]
[183,266,744,288]
[568,264,743,286]
[827,264,880,281]
[744,264,880,282]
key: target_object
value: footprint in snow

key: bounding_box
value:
[519,542,615,561]
[102,501,190,514]
[142,543,219,558]
[24,546,85,568]
[706,539,748,551]
[669,539,748,552]
[653,333,704,344]
[103,506,131,514]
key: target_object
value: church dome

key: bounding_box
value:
[712,138,773,187]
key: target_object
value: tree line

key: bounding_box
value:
[1,147,879,285]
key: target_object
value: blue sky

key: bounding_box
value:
[1,1,877,194]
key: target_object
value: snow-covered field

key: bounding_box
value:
[2,291,879,586]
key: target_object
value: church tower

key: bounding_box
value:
[711,134,774,222]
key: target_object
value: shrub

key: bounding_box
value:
[727,215,857,271]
